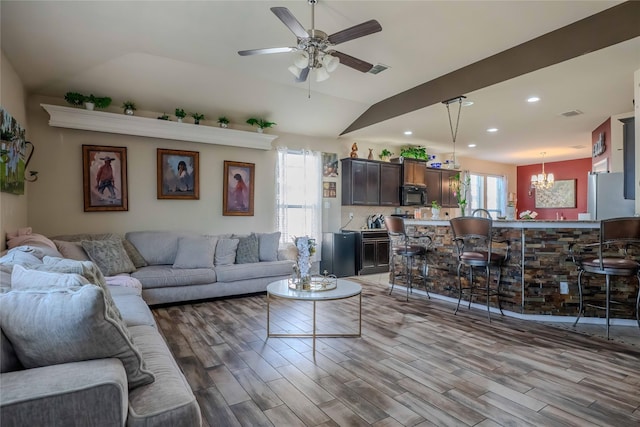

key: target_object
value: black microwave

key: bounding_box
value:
[401,185,427,206]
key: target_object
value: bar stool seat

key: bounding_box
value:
[385,216,432,301]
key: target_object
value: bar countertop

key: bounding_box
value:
[405,219,601,229]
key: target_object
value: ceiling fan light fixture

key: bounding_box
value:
[293,51,309,69]
[288,64,303,78]
[316,67,330,82]
[322,54,339,72]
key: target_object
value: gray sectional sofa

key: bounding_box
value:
[0,229,297,426]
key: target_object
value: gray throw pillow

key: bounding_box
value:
[235,233,259,264]
[43,256,108,289]
[214,239,240,266]
[258,231,281,262]
[11,264,89,289]
[121,239,148,269]
[81,239,136,276]
[0,285,155,389]
[53,240,91,261]
[173,236,217,269]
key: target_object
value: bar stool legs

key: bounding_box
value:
[389,253,430,302]
[454,263,503,322]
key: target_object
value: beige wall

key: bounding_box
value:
[0,51,29,249]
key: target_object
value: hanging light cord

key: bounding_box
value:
[444,96,464,166]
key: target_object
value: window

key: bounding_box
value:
[469,173,506,218]
[276,147,322,256]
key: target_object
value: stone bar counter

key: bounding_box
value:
[389,219,639,318]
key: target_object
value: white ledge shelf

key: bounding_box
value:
[41,104,277,150]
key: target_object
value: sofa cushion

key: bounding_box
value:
[0,248,42,266]
[258,231,281,262]
[235,233,259,264]
[51,233,148,268]
[1,329,23,373]
[126,231,190,266]
[111,292,156,327]
[215,260,294,282]
[53,240,91,261]
[121,238,148,268]
[11,264,89,289]
[82,238,136,276]
[127,325,202,427]
[215,238,239,266]
[131,265,216,289]
[42,256,108,288]
[0,285,155,389]
[173,236,216,269]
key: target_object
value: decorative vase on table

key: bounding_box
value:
[292,236,316,290]
[431,207,440,219]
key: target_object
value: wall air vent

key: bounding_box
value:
[559,109,583,117]
[368,64,389,75]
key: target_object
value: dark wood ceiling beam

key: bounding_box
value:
[341,1,640,135]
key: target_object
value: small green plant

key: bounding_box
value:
[86,94,112,109]
[64,92,86,107]
[431,200,441,209]
[246,118,276,129]
[218,116,229,125]
[175,108,186,119]
[157,113,170,120]
[379,149,394,159]
[121,101,136,111]
[190,112,205,124]
[400,145,428,160]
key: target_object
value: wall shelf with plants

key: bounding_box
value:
[40,104,277,150]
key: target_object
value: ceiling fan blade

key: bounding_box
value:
[296,67,310,83]
[328,20,382,45]
[271,7,309,40]
[238,47,296,56]
[332,51,374,73]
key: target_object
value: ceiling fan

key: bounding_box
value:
[238,0,382,83]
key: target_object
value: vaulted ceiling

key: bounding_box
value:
[2,1,638,165]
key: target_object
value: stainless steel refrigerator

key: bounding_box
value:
[587,172,635,220]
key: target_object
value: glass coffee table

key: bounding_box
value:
[266,279,362,357]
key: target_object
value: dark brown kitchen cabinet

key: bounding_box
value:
[441,169,460,208]
[621,117,635,200]
[401,159,427,187]
[341,158,400,206]
[355,230,390,275]
[425,168,442,206]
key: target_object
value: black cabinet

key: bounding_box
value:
[341,158,400,206]
[355,230,390,275]
[424,168,459,208]
[320,232,356,277]
[621,117,635,200]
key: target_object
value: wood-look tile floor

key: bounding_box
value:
[153,278,640,427]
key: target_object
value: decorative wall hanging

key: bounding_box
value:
[0,106,27,195]
[323,181,336,198]
[157,148,199,200]
[223,160,255,216]
[82,145,128,212]
[535,179,576,209]
[322,152,338,177]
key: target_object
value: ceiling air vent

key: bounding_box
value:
[368,64,389,75]
[559,109,583,117]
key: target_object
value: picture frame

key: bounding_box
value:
[157,148,199,200]
[1,106,27,195]
[535,179,576,208]
[223,160,254,216]
[322,152,338,177]
[82,145,128,212]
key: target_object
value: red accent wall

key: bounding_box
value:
[516,158,592,220]
[591,118,611,171]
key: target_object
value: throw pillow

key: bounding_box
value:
[258,231,281,262]
[172,236,216,269]
[121,239,148,269]
[235,233,260,264]
[214,238,240,266]
[53,240,91,261]
[11,264,89,290]
[43,256,108,289]
[81,239,136,276]
[0,249,42,266]
[0,285,155,389]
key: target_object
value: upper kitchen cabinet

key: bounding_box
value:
[425,168,442,206]
[341,158,401,206]
[396,159,427,187]
[441,169,460,208]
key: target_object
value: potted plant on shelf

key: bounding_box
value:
[64,92,86,107]
[399,145,428,161]
[85,94,111,110]
[431,200,441,219]
[246,118,276,133]
[175,108,186,123]
[190,112,204,125]
[121,101,136,115]
[157,113,170,120]
[379,149,394,162]
[217,116,230,128]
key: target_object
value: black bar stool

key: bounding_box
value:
[570,217,640,339]
[450,215,511,321]
[385,216,432,301]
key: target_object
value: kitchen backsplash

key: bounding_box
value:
[339,206,456,230]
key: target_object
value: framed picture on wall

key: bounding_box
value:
[322,152,338,177]
[223,160,254,216]
[82,145,128,212]
[157,148,199,200]
[535,179,576,208]
[1,106,27,195]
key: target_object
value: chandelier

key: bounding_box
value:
[288,43,340,82]
[530,152,554,190]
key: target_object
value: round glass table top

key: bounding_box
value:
[267,279,362,301]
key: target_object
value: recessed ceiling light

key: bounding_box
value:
[468,143,477,148]
[404,130,412,135]
[527,96,540,103]
[462,101,474,107]
[487,128,498,133]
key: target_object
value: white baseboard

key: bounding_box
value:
[390,284,640,327]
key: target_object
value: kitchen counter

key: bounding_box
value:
[390,219,638,319]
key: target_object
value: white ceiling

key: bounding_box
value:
[2,1,638,165]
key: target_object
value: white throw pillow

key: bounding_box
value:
[11,264,89,290]
[172,236,217,269]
